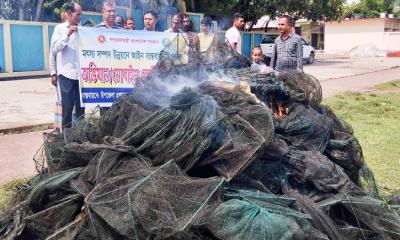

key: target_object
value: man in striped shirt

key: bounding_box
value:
[270,15,303,75]
[96,0,123,29]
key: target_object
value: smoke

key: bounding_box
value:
[131,30,251,111]
[215,16,233,30]
[133,66,240,110]
[157,70,238,96]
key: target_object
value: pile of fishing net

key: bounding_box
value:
[1,39,400,240]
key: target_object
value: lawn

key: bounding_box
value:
[0,178,30,214]
[323,81,400,194]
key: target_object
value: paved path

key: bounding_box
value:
[321,67,400,98]
[304,56,399,81]
[0,78,54,131]
[0,131,44,184]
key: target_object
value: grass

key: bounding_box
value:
[323,81,400,194]
[0,178,30,215]
[374,80,400,91]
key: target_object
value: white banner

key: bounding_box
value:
[77,27,178,107]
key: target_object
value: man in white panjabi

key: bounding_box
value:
[225,13,245,54]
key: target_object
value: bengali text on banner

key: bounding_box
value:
[77,27,177,107]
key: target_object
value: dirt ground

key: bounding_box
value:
[0,54,399,184]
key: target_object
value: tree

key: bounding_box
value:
[187,0,237,29]
[0,0,15,19]
[237,0,283,31]
[17,0,27,20]
[306,0,346,21]
[343,0,397,18]
[43,0,70,21]
[42,0,101,22]
[197,0,346,31]
[0,0,46,21]
[382,0,395,13]
[81,0,104,12]
[206,0,345,30]
[34,0,45,21]
[196,0,237,16]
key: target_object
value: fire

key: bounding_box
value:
[269,96,288,118]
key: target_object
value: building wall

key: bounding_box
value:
[325,18,400,52]
[298,23,312,43]
[384,19,400,31]
[0,24,5,73]
[0,20,55,78]
[297,22,325,49]
[383,32,400,50]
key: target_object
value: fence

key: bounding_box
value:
[0,20,57,78]
[217,31,268,58]
[0,14,267,79]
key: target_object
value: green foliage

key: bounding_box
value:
[375,80,400,91]
[0,0,42,20]
[199,0,346,30]
[42,0,104,21]
[43,0,68,18]
[343,0,396,18]
[42,0,104,22]
[198,0,238,18]
[0,0,72,21]
[239,0,299,30]
[323,82,400,194]
[0,0,103,21]
[0,0,14,19]
[43,0,84,20]
[80,0,103,12]
[0,0,34,20]
[306,0,346,21]
[0,178,30,215]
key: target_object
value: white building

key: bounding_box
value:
[325,18,400,53]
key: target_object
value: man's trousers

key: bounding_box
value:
[58,75,85,129]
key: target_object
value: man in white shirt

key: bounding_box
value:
[49,9,67,131]
[49,9,67,87]
[225,13,244,54]
[50,2,84,129]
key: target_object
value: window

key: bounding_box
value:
[261,36,275,44]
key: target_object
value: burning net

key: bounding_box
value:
[1,34,400,240]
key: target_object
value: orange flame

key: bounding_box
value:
[275,103,288,118]
[269,96,288,118]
